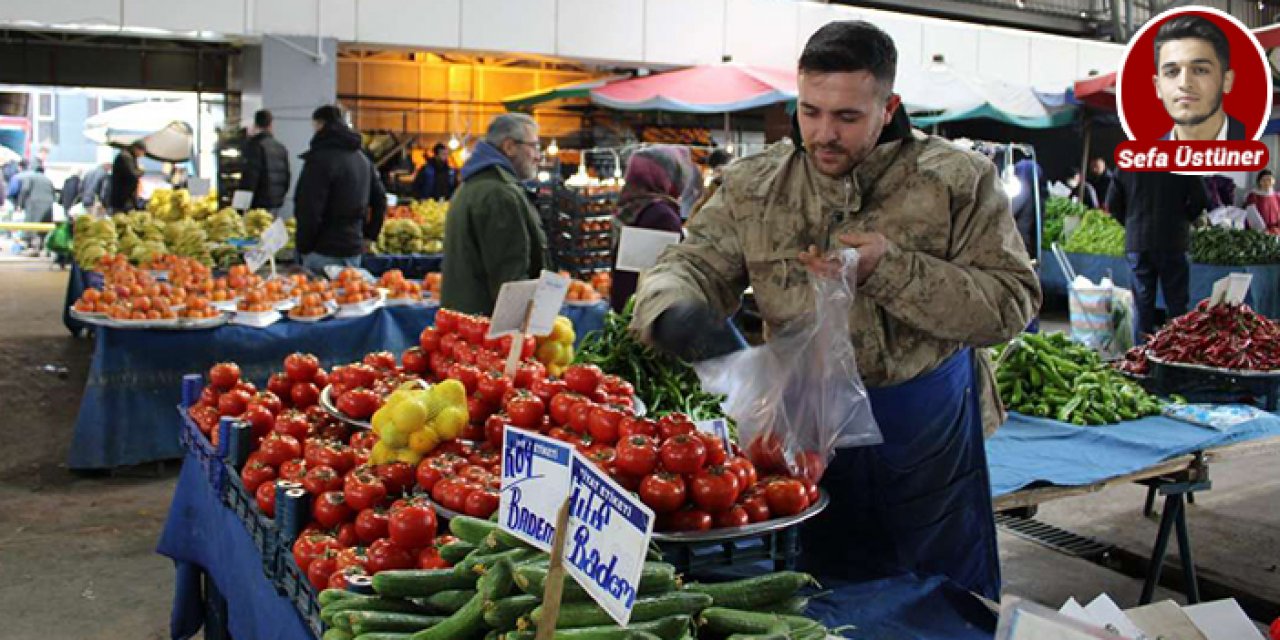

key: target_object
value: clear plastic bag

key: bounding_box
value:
[693,249,881,483]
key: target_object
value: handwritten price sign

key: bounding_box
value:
[499,427,573,552]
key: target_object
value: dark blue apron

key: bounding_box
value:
[799,348,1001,600]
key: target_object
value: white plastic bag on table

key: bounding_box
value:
[693,249,881,484]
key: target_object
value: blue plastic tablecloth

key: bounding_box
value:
[1040,252,1280,318]
[361,254,444,278]
[69,301,609,469]
[986,409,1280,497]
[157,454,313,640]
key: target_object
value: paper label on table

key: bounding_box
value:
[243,219,288,274]
[695,419,732,452]
[231,189,254,210]
[187,177,211,197]
[1124,601,1205,640]
[564,449,654,627]
[488,279,539,338]
[387,194,398,207]
[528,271,571,336]
[1083,594,1146,639]
[1182,599,1265,640]
[996,598,1123,640]
[615,227,680,273]
[498,427,573,552]
[1209,273,1252,307]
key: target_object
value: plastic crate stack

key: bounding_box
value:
[545,185,619,278]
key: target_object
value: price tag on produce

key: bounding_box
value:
[499,427,574,552]
[563,449,655,626]
[231,189,254,210]
[489,279,540,338]
[187,177,211,197]
[615,227,680,273]
[244,218,289,274]
[1209,273,1252,307]
[529,270,571,336]
[695,419,733,452]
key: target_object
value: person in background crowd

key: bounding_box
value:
[674,145,704,220]
[109,141,146,212]
[7,160,31,206]
[60,171,82,211]
[17,164,55,254]
[688,148,733,222]
[239,110,291,214]
[1087,157,1113,209]
[412,143,458,201]
[441,114,548,315]
[609,146,692,312]
[1245,169,1280,233]
[1011,158,1048,260]
[80,162,110,209]
[1065,167,1099,209]
[294,105,387,274]
[1203,174,1236,209]
[1107,170,1209,341]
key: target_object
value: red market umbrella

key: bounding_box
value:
[1073,72,1117,112]
[590,64,796,113]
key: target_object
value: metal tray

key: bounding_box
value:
[319,385,373,430]
[1147,354,1280,379]
[652,489,829,543]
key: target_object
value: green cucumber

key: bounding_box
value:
[439,540,478,565]
[320,588,364,606]
[351,633,413,640]
[484,594,539,630]
[409,551,512,640]
[420,589,477,614]
[502,614,691,640]
[531,591,711,629]
[342,611,446,635]
[758,596,809,616]
[514,562,676,601]
[683,572,816,609]
[455,547,536,578]
[481,527,529,552]
[323,629,355,640]
[449,515,499,545]
[322,596,431,626]
[373,568,477,598]
[699,607,820,636]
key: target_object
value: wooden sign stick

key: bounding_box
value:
[535,497,573,640]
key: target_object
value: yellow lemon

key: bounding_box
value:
[381,420,410,448]
[392,398,429,430]
[556,345,574,366]
[408,428,440,454]
[371,406,394,435]
[370,440,396,465]
[431,379,467,409]
[550,316,574,343]
[383,389,413,409]
[433,405,468,440]
[536,341,563,365]
[395,447,423,466]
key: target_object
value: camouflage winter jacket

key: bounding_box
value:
[630,131,1041,436]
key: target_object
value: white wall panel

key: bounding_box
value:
[356,0,460,48]
[1077,40,1124,78]
[124,0,245,35]
[922,21,979,74]
[978,30,1031,86]
[724,0,798,68]
[866,10,924,71]
[1028,37,1078,92]
[643,0,725,66]
[557,0,643,62]
[461,0,556,55]
[0,1,120,26]
[250,0,356,39]
[795,2,862,55]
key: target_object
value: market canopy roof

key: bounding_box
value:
[589,64,797,113]
[83,99,214,162]
[898,62,1075,128]
[502,76,624,111]
[1070,72,1118,112]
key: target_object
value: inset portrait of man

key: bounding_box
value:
[1153,15,1246,141]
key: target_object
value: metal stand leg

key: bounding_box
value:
[1143,486,1158,517]
[1140,495,1181,604]
[1175,502,1201,604]
[1186,491,1195,505]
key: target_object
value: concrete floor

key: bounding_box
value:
[0,258,1275,639]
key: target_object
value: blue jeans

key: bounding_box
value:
[1126,251,1189,340]
[301,252,361,277]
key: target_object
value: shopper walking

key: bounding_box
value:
[17,164,55,253]
[609,146,691,312]
[60,172,82,211]
[411,143,457,201]
[109,141,146,212]
[1106,170,1209,340]
[239,110,292,213]
[80,162,110,209]
[294,105,387,275]
[628,20,1038,599]
[7,160,31,207]
[440,113,548,315]
[1087,157,1113,209]
[1065,168,1099,209]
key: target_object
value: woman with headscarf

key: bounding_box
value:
[1245,170,1280,234]
[609,146,690,312]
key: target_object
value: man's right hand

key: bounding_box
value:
[650,301,745,363]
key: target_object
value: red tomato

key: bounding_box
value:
[240,459,277,493]
[418,546,450,569]
[659,434,707,475]
[251,391,284,416]
[764,478,809,516]
[337,388,381,420]
[284,352,320,383]
[548,392,585,426]
[449,364,482,395]
[208,362,241,391]
[267,372,294,402]
[255,479,278,517]
[727,457,759,491]
[587,405,625,445]
[713,505,750,529]
[292,532,341,573]
[461,423,486,442]
[389,504,438,549]
[335,546,370,572]
[349,431,378,452]
[362,350,397,371]
[745,432,787,474]
[328,566,366,590]
[435,309,459,334]
[697,432,729,466]
[290,382,321,409]
[188,404,219,435]
[344,472,388,512]
[665,508,713,532]
[366,538,415,574]
[259,433,303,467]
[415,457,454,493]
[476,372,513,406]
[313,491,354,528]
[345,364,380,389]
[802,479,820,505]
[315,443,355,475]
[198,385,221,409]
[657,413,697,441]
[639,473,687,513]
[279,459,308,482]
[419,326,442,352]
[376,462,416,497]
[618,416,658,440]
[690,465,741,513]
[514,361,547,389]
[217,389,252,417]
[600,374,635,397]
[605,395,635,412]
[401,347,429,375]
[568,401,595,434]
[484,414,507,447]
[306,548,340,588]
[562,364,603,395]
[301,465,341,495]
[610,469,644,492]
[615,435,659,477]
[467,395,495,426]
[531,378,568,407]
[795,451,826,484]
[240,405,275,443]
[314,369,330,388]
[273,409,311,442]
[468,447,501,470]
[586,445,616,468]
[354,507,390,544]
[504,391,546,430]
[463,488,500,518]
[741,494,771,523]
[336,522,360,548]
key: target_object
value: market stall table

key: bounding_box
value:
[69,301,609,470]
[62,264,104,336]
[361,254,444,279]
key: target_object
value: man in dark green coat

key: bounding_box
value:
[441,113,549,315]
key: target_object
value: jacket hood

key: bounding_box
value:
[306,125,362,155]
[460,141,517,181]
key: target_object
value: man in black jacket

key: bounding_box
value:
[294,105,387,275]
[109,141,146,212]
[239,110,291,212]
[1107,170,1210,340]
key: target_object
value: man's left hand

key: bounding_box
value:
[837,232,888,284]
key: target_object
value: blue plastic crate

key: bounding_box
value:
[221,465,279,577]
[658,526,802,577]
[178,405,229,495]
[272,547,325,638]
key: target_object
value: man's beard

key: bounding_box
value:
[1172,93,1224,127]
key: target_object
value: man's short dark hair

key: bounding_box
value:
[433,143,448,155]
[1154,15,1231,70]
[312,105,344,127]
[707,149,732,169]
[798,20,898,95]
[1259,169,1273,182]
[254,110,273,129]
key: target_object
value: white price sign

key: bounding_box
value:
[187,177,211,197]
[231,189,254,210]
[615,227,680,273]
[488,271,571,338]
[564,450,655,626]
[244,218,288,274]
[498,428,574,552]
